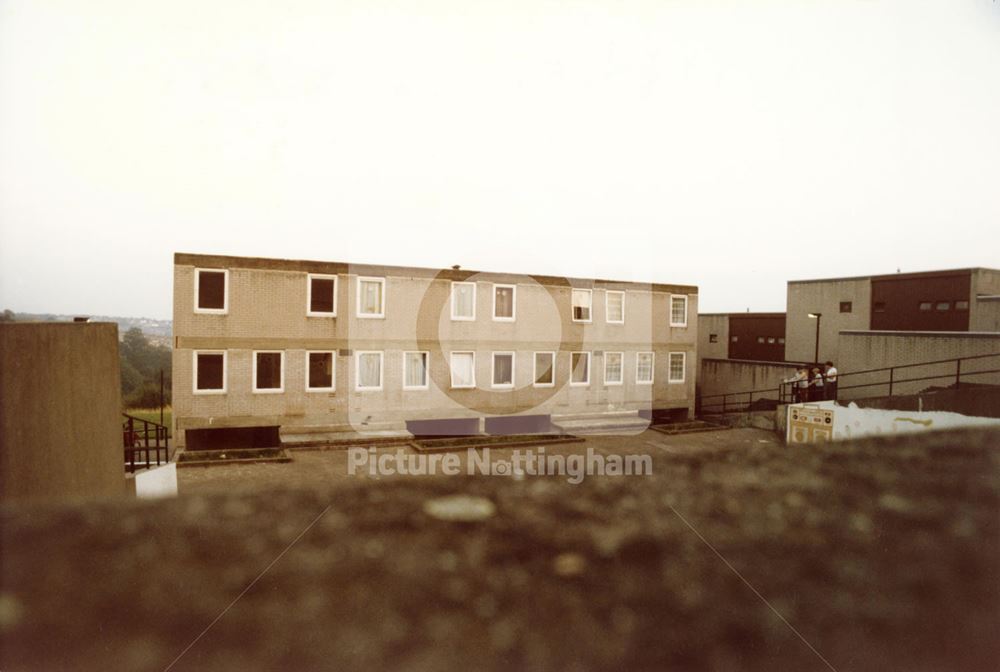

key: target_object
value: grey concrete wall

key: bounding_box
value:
[173,256,698,444]
[0,322,127,502]
[836,331,1000,399]
[699,358,804,410]
[785,277,870,363]
[697,315,729,365]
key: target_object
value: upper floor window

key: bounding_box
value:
[606,291,625,324]
[936,302,950,311]
[195,269,228,314]
[493,284,516,321]
[839,301,852,313]
[307,352,335,392]
[357,277,385,318]
[307,274,337,316]
[572,289,592,322]
[451,282,476,321]
[193,351,226,394]
[709,334,719,343]
[670,295,688,327]
[919,301,932,311]
[253,351,284,393]
[956,300,969,311]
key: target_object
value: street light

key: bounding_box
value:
[808,313,822,363]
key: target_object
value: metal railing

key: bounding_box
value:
[123,413,169,473]
[698,352,1000,415]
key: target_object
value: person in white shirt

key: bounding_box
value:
[784,367,809,403]
[824,361,839,401]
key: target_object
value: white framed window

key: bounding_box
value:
[604,351,623,386]
[668,352,686,383]
[571,289,592,322]
[194,268,228,314]
[570,351,591,386]
[355,351,384,390]
[403,351,429,390]
[306,351,335,392]
[493,284,516,321]
[357,277,385,318]
[307,274,337,317]
[192,350,227,394]
[606,290,625,324]
[451,281,476,321]
[491,352,515,388]
[670,295,688,327]
[533,351,555,387]
[450,351,476,389]
[636,351,654,385]
[253,351,285,393]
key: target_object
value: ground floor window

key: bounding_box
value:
[669,352,686,383]
[356,351,384,390]
[450,352,476,388]
[636,352,654,384]
[604,351,623,385]
[307,351,335,391]
[253,351,284,392]
[534,352,555,387]
[570,351,590,385]
[492,352,515,388]
[404,351,429,390]
[193,351,226,393]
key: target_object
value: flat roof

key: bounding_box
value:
[788,267,1000,285]
[174,252,698,294]
[698,312,785,318]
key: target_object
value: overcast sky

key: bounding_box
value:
[1,0,997,320]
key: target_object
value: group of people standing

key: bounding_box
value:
[786,361,838,403]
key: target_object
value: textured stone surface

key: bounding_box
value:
[1,427,998,671]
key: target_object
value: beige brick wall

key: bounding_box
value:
[785,278,870,364]
[836,331,1000,399]
[173,257,698,442]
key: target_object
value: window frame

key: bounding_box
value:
[668,351,686,384]
[570,351,591,386]
[355,350,385,391]
[449,351,476,389]
[491,351,516,389]
[604,351,624,386]
[194,268,229,315]
[492,284,516,322]
[306,273,338,317]
[402,351,430,391]
[669,294,688,327]
[252,350,285,394]
[450,281,477,321]
[192,350,227,395]
[605,290,625,324]
[533,351,556,388]
[305,350,336,392]
[839,301,853,314]
[636,351,655,385]
[356,276,386,319]
[571,288,593,323]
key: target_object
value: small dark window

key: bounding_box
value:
[309,277,336,314]
[308,352,334,389]
[196,353,225,390]
[919,302,932,311]
[955,300,969,311]
[756,336,765,344]
[936,302,950,312]
[197,270,226,310]
[255,352,283,390]
[709,334,718,343]
[839,301,852,313]
[778,337,785,344]
[767,337,776,344]
[873,302,886,313]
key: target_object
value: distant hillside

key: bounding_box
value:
[1,311,172,343]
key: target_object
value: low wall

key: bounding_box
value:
[699,358,808,412]
[0,322,127,502]
[836,331,1000,400]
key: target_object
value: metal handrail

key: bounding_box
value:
[698,351,1000,414]
[122,413,169,473]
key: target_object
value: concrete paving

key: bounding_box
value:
[1,427,998,671]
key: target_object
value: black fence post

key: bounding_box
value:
[888,368,894,397]
[955,359,961,389]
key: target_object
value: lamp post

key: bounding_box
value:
[808,313,822,363]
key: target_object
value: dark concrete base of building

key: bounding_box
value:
[185,426,281,451]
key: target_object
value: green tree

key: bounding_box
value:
[120,327,171,408]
